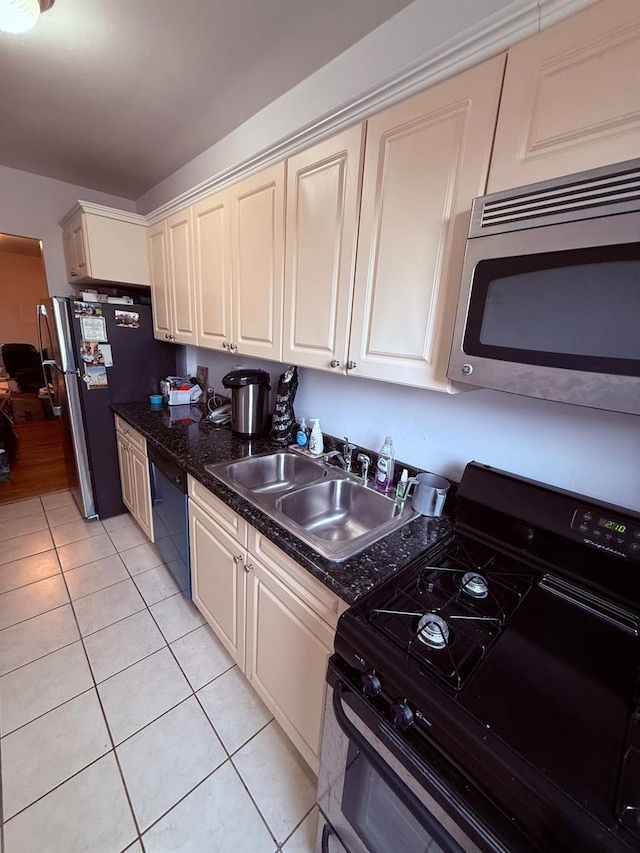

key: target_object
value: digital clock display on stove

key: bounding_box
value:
[598,518,627,534]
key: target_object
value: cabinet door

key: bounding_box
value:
[130,445,153,541]
[348,55,505,391]
[230,163,285,360]
[70,215,89,280]
[245,556,334,772]
[189,500,246,668]
[283,125,364,372]
[62,226,77,283]
[148,221,173,342]
[166,208,197,345]
[488,0,640,193]
[116,433,135,516]
[193,189,233,350]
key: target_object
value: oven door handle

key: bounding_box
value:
[332,679,466,853]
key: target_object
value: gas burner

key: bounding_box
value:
[461,571,489,599]
[417,613,450,649]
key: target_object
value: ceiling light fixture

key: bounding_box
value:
[0,0,54,34]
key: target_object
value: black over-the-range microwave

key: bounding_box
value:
[447,157,640,416]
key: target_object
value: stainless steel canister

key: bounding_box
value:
[221,369,271,438]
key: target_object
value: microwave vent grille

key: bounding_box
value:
[478,166,640,231]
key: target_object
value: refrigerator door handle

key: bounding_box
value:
[37,304,62,417]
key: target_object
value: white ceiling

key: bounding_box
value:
[0,0,416,200]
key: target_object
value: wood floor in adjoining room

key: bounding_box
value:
[0,419,69,503]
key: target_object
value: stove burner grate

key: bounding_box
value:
[367,538,534,690]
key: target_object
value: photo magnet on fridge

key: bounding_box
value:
[83,366,108,388]
[74,301,103,317]
[114,310,140,328]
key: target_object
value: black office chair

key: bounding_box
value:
[1,343,44,393]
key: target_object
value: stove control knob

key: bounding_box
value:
[391,701,414,730]
[361,672,382,697]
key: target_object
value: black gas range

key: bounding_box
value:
[318,462,640,853]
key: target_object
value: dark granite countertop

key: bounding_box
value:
[112,402,453,606]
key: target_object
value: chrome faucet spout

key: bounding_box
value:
[342,438,355,473]
[323,450,345,468]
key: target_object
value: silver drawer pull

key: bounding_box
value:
[233,554,244,565]
[244,563,254,573]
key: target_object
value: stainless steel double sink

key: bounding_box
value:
[205,450,416,561]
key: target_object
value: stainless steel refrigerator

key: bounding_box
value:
[37,297,176,519]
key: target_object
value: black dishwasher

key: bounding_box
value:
[148,444,191,599]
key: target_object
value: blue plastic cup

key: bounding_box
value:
[149,394,163,410]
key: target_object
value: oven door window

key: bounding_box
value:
[342,741,446,853]
[464,243,640,375]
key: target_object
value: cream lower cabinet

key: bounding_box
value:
[189,478,247,667]
[188,476,346,772]
[245,528,344,772]
[348,54,505,391]
[114,416,153,541]
[488,0,640,193]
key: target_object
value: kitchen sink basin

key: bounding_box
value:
[276,479,402,541]
[206,450,417,561]
[210,451,326,494]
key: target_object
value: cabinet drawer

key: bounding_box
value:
[114,415,147,455]
[248,528,347,629]
[188,475,247,546]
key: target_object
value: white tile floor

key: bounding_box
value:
[0,490,318,853]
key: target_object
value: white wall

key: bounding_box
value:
[137,0,596,216]
[185,346,640,512]
[0,165,135,297]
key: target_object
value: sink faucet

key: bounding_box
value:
[357,453,371,485]
[342,438,355,473]
[323,449,345,468]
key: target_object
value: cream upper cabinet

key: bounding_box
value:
[60,203,150,286]
[282,125,365,372]
[488,0,640,193]
[193,189,233,350]
[147,221,172,341]
[166,208,197,345]
[230,163,285,361]
[348,55,505,391]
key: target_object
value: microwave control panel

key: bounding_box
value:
[571,508,640,561]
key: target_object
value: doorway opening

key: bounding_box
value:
[0,233,68,502]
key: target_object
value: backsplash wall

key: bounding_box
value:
[184,346,640,512]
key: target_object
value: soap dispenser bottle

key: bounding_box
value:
[308,419,324,456]
[295,418,309,450]
[374,436,395,493]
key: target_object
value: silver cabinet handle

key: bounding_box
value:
[222,341,229,349]
[330,359,340,368]
[347,360,357,370]
[233,555,244,565]
[70,270,78,277]
[244,563,254,573]
[230,343,238,352]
